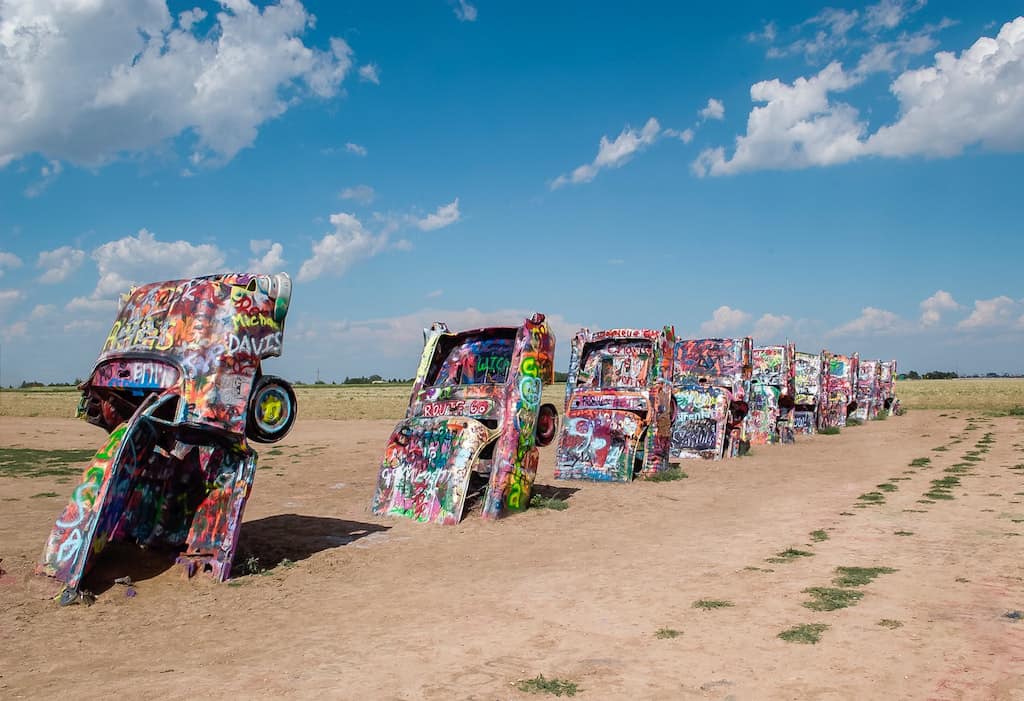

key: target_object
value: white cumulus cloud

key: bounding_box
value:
[700,305,752,335]
[345,142,368,156]
[416,198,461,231]
[0,0,356,168]
[453,0,477,22]
[88,229,225,298]
[829,306,906,336]
[699,98,725,120]
[339,184,375,204]
[919,289,961,326]
[693,62,864,177]
[297,213,389,282]
[957,295,1021,330]
[696,17,1024,176]
[249,241,286,272]
[358,63,380,84]
[752,313,793,341]
[0,251,23,278]
[552,117,661,188]
[37,245,85,283]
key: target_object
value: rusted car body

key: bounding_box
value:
[670,337,753,460]
[745,343,797,445]
[819,351,859,429]
[555,327,675,482]
[793,351,824,435]
[38,273,296,602]
[372,314,557,524]
[852,359,882,421]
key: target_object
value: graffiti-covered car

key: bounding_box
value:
[670,337,753,460]
[793,351,824,435]
[852,359,882,421]
[819,351,859,429]
[879,360,901,415]
[38,273,296,602]
[745,343,796,445]
[555,327,675,482]
[371,314,556,525]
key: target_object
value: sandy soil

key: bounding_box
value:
[1,411,1023,700]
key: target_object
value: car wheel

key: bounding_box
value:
[535,403,558,447]
[246,376,297,443]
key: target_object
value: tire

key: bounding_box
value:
[535,403,558,447]
[246,375,297,443]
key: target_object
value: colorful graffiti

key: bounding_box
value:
[372,418,489,525]
[793,351,823,435]
[852,359,882,421]
[671,337,752,460]
[555,327,675,482]
[38,273,295,600]
[745,344,796,445]
[372,313,556,524]
[819,351,859,429]
[879,360,900,414]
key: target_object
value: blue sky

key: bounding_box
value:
[1,0,1023,384]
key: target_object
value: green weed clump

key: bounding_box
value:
[858,492,886,504]
[516,675,578,697]
[692,599,734,610]
[645,467,688,482]
[767,548,814,563]
[909,457,931,467]
[530,495,569,511]
[778,623,829,644]
[654,628,681,639]
[810,530,829,542]
[878,619,903,629]
[833,566,897,587]
[0,447,96,478]
[877,483,898,492]
[802,587,864,611]
[820,426,841,435]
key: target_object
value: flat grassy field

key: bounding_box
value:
[1,379,1018,420]
[0,382,570,421]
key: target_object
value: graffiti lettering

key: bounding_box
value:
[232,313,280,331]
[227,332,282,357]
[672,418,717,451]
[422,399,492,418]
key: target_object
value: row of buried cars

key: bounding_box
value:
[370,317,900,524]
[34,274,898,602]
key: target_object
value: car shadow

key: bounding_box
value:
[529,484,581,501]
[82,515,389,594]
[233,515,391,573]
[462,478,581,515]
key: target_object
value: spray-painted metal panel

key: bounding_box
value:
[820,351,859,429]
[372,313,556,524]
[670,337,752,460]
[556,327,675,481]
[852,359,882,421]
[372,417,490,524]
[793,351,824,435]
[745,344,796,445]
[38,273,295,601]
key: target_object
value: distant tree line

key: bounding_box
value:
[900,371,959,380]
[340,375,413,384]
[17,380,81,388]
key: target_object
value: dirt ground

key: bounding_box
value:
[2,411,1023,700]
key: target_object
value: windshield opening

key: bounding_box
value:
[577,339,652,389]
[428,334,516,387]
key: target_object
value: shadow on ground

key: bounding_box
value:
[79,516,390,592]
[234,515,391,572]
